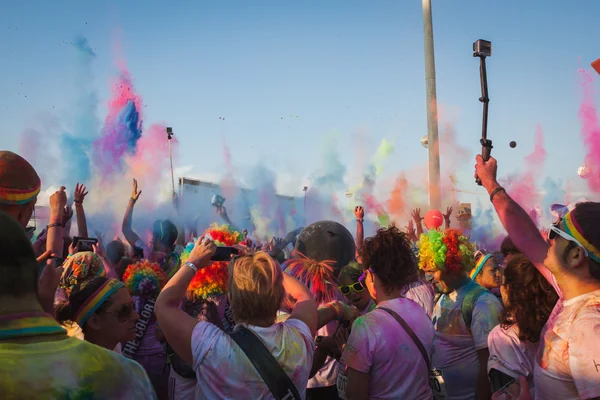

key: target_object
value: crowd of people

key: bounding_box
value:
[0,148,599,400]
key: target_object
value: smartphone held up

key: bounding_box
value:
[73,236,98,252]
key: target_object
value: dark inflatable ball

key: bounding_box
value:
[294,221,356,275]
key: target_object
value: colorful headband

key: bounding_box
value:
[563,211,600,263]
[0,186,41,205]
[418,229,476,273]
[73,279,125,327]
[471,254,492,280]
[123,260,168,297]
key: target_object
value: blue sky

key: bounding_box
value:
[1,0,599,206]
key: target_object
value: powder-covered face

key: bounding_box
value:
[474,259,501,290]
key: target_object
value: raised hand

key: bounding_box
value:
[354,206,364,220]
[444,207,453,223]
[474,155,499,191]
[412,208,423,223]
[49,187,68,222]
[131,179,142,201]
[68,241,80,256]
[92,243,104,257]
[74,183,88,204]
[187,237,217,269]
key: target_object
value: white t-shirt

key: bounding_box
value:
[487,323,537,392]
[191,318,314,399]
[168,365,196,400]
[534,288,600,400]
[431,280,503,400]
[307,319,341,388]
[338,297,435,400]
[403,279,436,319]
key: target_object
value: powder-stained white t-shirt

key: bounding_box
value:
[431,280,503,400]
[534,288,600,400]
[487,323,537,392]
[338,297,435,400]
[307,319,342,388]
[191,318,314,399]
[403,279,436,319]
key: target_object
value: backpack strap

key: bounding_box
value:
[461,284,487,330]
[228,326,301,400]
[378,307,431,371]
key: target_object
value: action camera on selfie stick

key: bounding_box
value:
[473,39,492,186]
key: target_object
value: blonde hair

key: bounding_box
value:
[228,252,285,324]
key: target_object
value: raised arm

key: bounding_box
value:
[283,272,318,337]
[155,237,217,364]
[475,155,552,284]
[412,208,424,237]
[354,206,364,259]
[121,179,143,247]
[73,183,89,238]
[444,206,453,230]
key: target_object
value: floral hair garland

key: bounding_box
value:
[417,229,476,274]
[182,224,243,301]
[122,260,168,297]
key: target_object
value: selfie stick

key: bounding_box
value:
[166,127,175,194]
[474,40,492,186]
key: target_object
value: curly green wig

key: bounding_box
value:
[417,229,476,273]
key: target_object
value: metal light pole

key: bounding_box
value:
[422,0,441,210]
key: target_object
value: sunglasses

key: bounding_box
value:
[548,225,589,257]
[338,281,365,296]
[106,302,136,323]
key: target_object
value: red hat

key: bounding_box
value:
[0,151,41,205]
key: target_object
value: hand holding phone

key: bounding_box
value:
[211,246,239,261]
[73,237,98,252]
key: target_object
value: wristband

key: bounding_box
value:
[47,223,65,229]
[184,261,198,273]
[130,198,137,203]
[489,187,505,202]
[74,200,83,205]
[356,218,364,223]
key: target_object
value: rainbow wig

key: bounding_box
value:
[417,229,476,274]
[122,260,168,297]
[282,252,336,305]
[182,224,244,302]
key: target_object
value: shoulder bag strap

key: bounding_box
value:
[378,307,431,370]
[229,326,301,400]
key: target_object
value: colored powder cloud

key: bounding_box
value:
[578,68,600,192]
